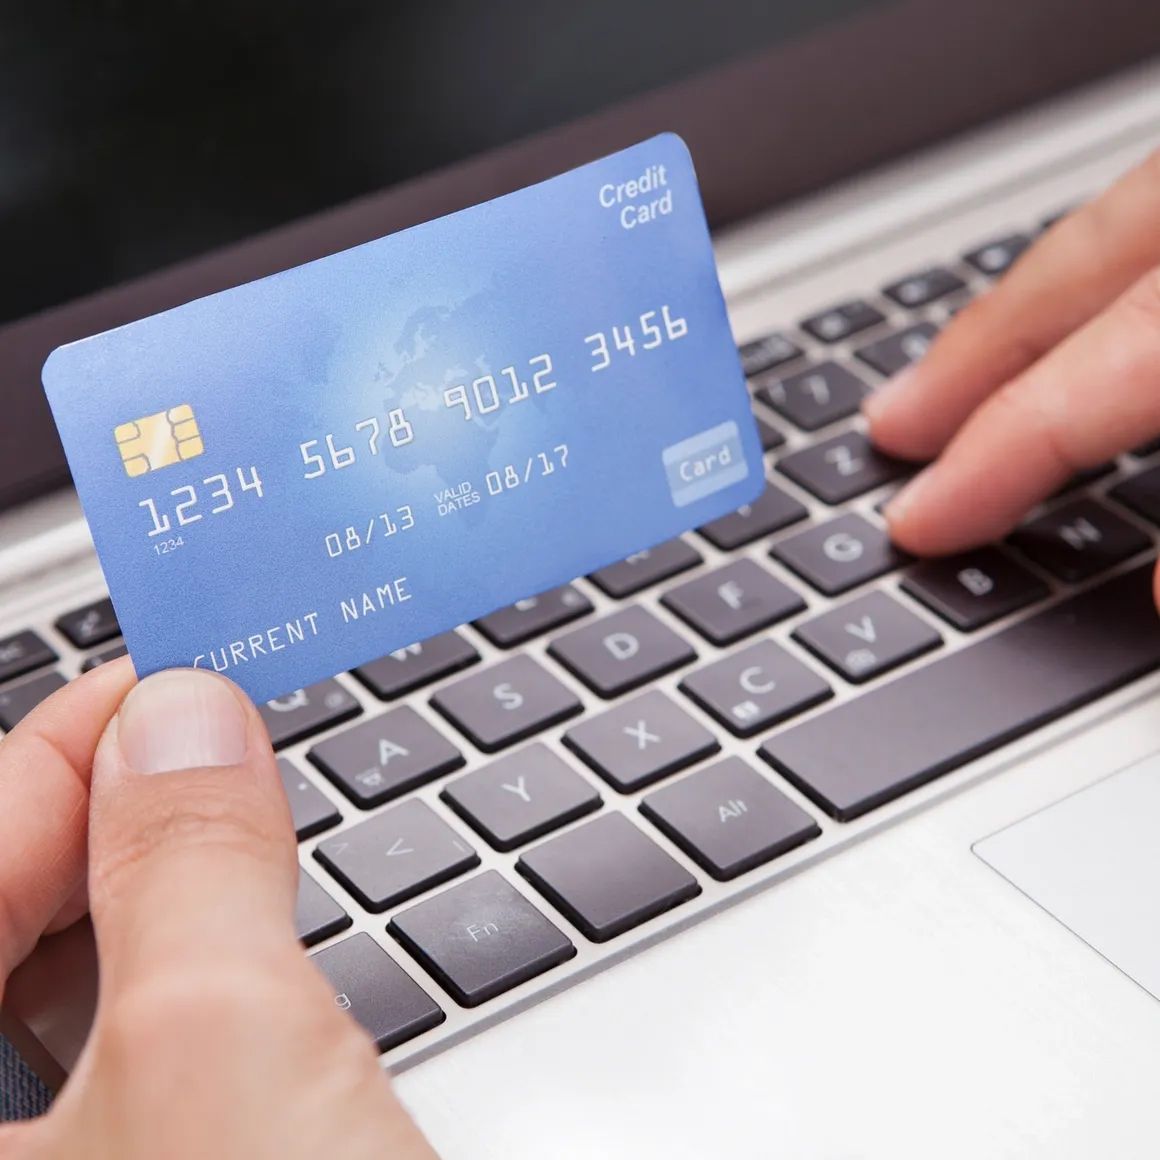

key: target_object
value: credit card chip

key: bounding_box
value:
[114,405,204,477]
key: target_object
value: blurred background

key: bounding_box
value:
[0,0,878,329]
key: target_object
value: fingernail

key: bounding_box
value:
[118,669,248,775]
[863,366,917,423]
[883,465,934,525]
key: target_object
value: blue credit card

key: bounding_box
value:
[43,134,762,704]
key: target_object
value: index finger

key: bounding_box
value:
[883,267,1160,555]
[867,146,1160,461]
[0,658,136,983]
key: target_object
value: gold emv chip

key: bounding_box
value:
[114,405,204,477]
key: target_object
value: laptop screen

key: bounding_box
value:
[0,1,882,332]
[1,0,1157,512]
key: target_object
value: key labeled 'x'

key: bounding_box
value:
[623,720,661,750]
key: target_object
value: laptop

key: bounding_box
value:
[4,2,1160,1155]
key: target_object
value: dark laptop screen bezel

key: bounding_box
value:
[3,0,1158,514]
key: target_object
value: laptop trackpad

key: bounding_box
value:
[974,754,1160,1001]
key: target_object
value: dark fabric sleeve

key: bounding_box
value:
[0,1035,52,1121]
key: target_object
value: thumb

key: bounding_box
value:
[60,668,438,1160]
[86,668,299,999]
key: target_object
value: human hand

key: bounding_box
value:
[865,147,1160,596]
[0,662,437,1159]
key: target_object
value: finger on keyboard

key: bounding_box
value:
[865,149,1160,463]
[882,264,1160,556]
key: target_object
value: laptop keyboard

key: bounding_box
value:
[6,212,1160,1067]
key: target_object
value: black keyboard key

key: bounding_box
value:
[80,643,129,672]
[793,590,941,683]
[640,757,820,881]
[353,631,479,700]
[473,585,593,647]
[738,332,803,376]
[55,597,120,649]
[854,322,938,378]
[753,412,786,453]
[882,266,966,309]
[296,869,352,947]
[801,299,885,343]
[661,558,805,646]
[442,743,601,851]
[563,690,719,793]
[0,630,56,684]
[777,431,909,505]
[589,539,702,599]
[761,563,1160,821]
[432,656,582,752]
[548,607,695,699]
[278,758,341,840]
[964,232,1031,277]
[258,680,362,749]
[1110,466,1160,525]
[307,707,464,809]
[315,799,479,912]
[0,671,67,732]
[1130,439,1160,460]
[697,483,808,551]
[518,813,700,943]
[772,513,909,596]
[754,361,868,432]
[1009,499,1151,583]
[311,933,444,1052]
[1053,463,1116,497]
[901,548,1049,631]
[389,871,575,1007]
[679,640,831,737]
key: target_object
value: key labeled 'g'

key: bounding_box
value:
[114,404,204,477]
